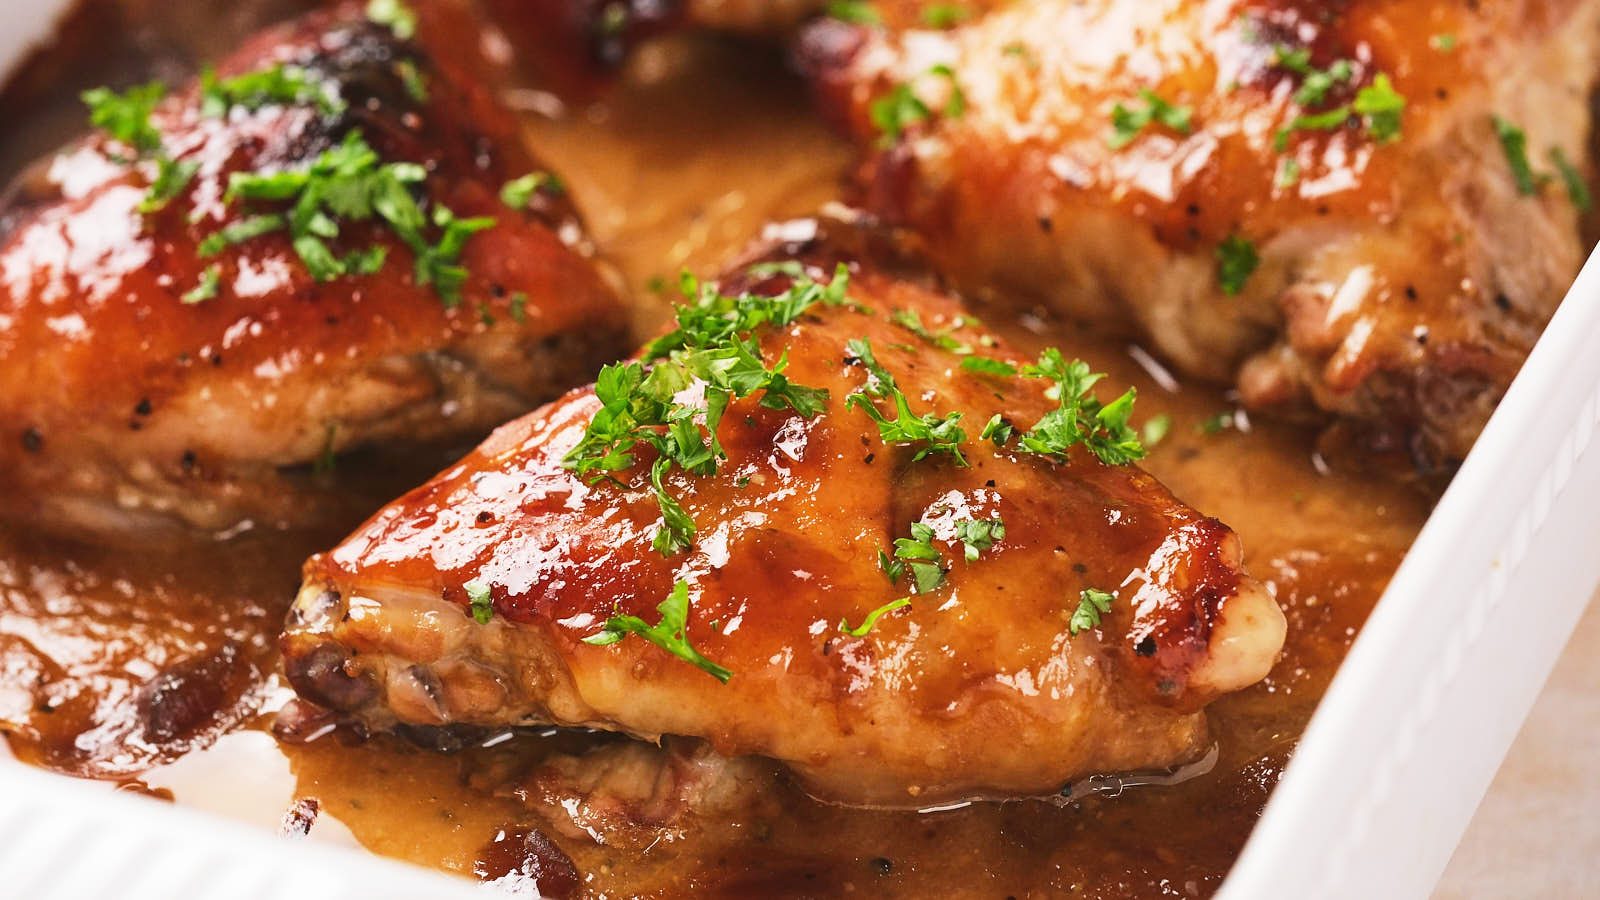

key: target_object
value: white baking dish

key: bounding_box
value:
[1,3,1596,897]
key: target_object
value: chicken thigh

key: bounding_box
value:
[0,0,629,539]
[799,0,1600,462]
[281,217,1285,807]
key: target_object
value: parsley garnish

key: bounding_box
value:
[960,356,1018,377]
[366,0,417,39]
[839,597,910,636]
[890,308,974,354]
[1216,234,1259,296]
[1008,350,1144,465]
[1272,47,1353,108]
[508,291,529,323]
[182,265,221,304]
[952,517,1004,562]
[463,580,495,624]
[583,580,731,682]
[1198,410,1235,434]
[563,267,846,556]
[845,338,968,465]
[1431,33,1458,52]
[313,423,338,475]
[1493,116,1539,195]
[1551,147,1592,212]
[82,81,165,156]
[219,131,493,305]
[396,59,429,103]
[921,3,971,27]
[200,64,343,117]
[1352,74,1405,143]
[1107,89,1192,150]
[1068,588,1115,635]
[1141,413,1172,447]
[501,172,564,209]
[891,522,947,593]
[138,156,199,214]
[825,0,881,24]
[869,65,966,146]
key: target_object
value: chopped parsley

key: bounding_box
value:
[1068,588,1115,635]
[845,338,968,465]
[508,291,529,323]
[1551,147,1592,212]
[921,3,972,28]
[366,0,417,39]
[890,308,973,354]
[1141,413,1172,447]
[1107,89,1193,150]
[464,580,495,624]
[953,517,1004,562]
[220,131,494,304]
[960,356,1018,377]
[199,64,343,117]
[1493,116,1539,195]
[564,267,847,556]
[1431,33,1458,52]
[825,0,882,25]
[1272,47,1354,108]
[1352,74,1405,143]
[839,597,910,636]
[583,579,731,682]
[869,64,966,146]
[890,521,947,593]
[313,424,338,475]
[1198,410,1236,434]
[81,81,166,156]
[137,156,199,213]
[1216,234,1259,296]
[396,59,429,103]
[501,171,564,209]
[1001,349,1145,465]
[181,264,221,304]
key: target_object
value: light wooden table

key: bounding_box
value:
[1433,591,1600,897]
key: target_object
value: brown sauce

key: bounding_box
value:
[0,4,1433,897]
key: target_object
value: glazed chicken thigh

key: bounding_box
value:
[0,1,628,539]
[282,218,1285,807]
[800,0,1600,461]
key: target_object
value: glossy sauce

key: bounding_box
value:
[0,5,1431,897]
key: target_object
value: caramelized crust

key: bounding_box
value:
[799,0,1600,462]
[282,219,1285,807]
[0,2,629,537]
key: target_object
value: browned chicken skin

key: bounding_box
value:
[281,218,1285,807]
[799,0,1600,462]
[0,1,629,539]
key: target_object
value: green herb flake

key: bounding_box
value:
[138,156,199,214]
[839,597,911,636]
[563,266,848,557]
[1216,234,1259,296]
[396,59,429,103]
[846,338,968,465]
[921,3,971,28]
[82,81,166,156]
[1141,413,1172,447]
[1431,33,1458,52]
[508,291,529,323]
[1108,89,1193,150]
[1198,410,1235,435]
[501,171,564,209]
[312,423,338,475]
[583,580,731,682]
[953,517,1005,563]
[1352,74,1405,143]
[1068,588,1115,635]
[181,264,222,304]
[960,356,1018,377]
[200,63,343,118]
[464,580,496,624]
[1001,349,1145,466]
[366,0,417,39]
[869,65,966,146]
[891,308,972,354]
[1492,116,1539,195]
[1551,146,1592,212]
[825,0,882,24]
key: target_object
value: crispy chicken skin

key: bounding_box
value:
[281,219,1285,807]
[799,0,1600,462]
[0,2,629,538]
